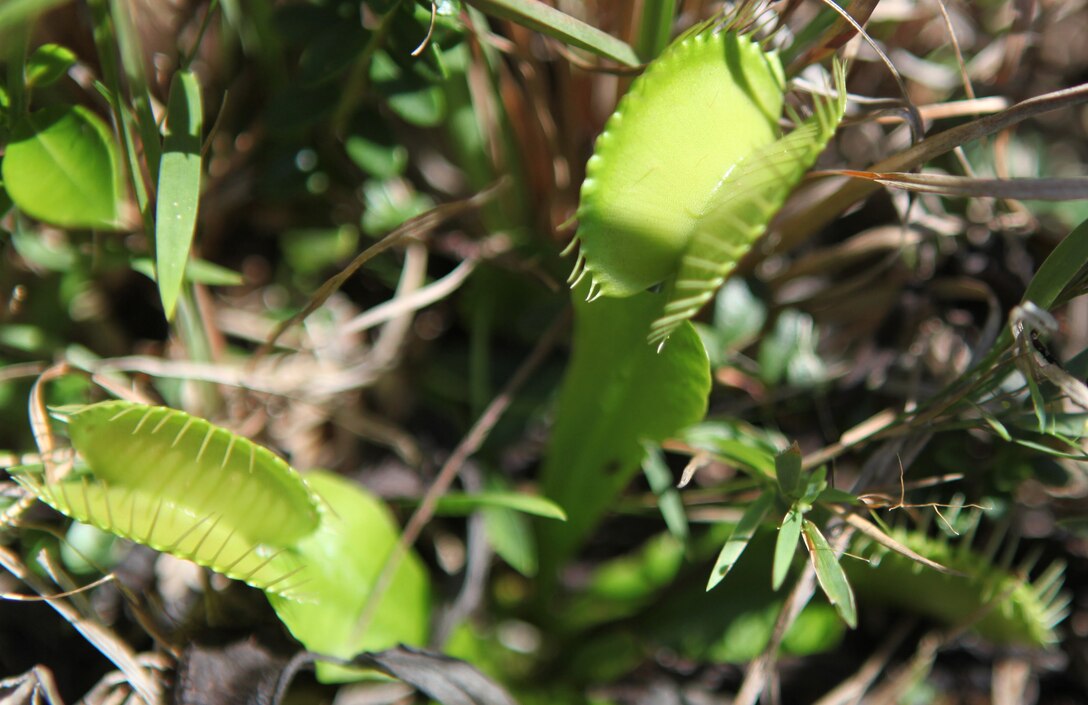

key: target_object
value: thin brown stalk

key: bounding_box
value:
[351,308,570,644]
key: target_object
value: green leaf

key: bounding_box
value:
[466,0,639,67]
[799,465,828,509]
[707,490,774,591]
[360,178,435,235]
[484,502,539,576]
[25,43,76,88]
[540,284,710,572]
[641,443,689,541]
[268,470,431,684]
[775,441,803,498]
[1021,216,1088,311]
[130,257,244,287]
[371,51,446,127]
[434,491,567,520]
[759,309,827,387]
[681,420,779,479]
[773,505,803,590]
[803,519,857,628]
[817,487,860,505]
[649,62,847,346]
[57,401,321,545]
[2,105,123,229]
[155,70,204,320]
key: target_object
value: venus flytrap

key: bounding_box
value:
[11,400,431,684]
[543,25,846,573]
[566,27,848,346]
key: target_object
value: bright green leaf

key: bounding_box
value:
[269,470,431,683]
[803,520,858,628]
[25,43,76,88]
[129,257,244,287]
[817,487,860,505]
[1022,216,1088,311]
[155,70,204,320]
[799,466,829,509]
[773,506,802,590]
[712,277,767,350]
[2,105,123,229]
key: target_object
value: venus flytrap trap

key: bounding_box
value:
[846,513,1070,647]
[10,399,431,684]
[565,26,848,346]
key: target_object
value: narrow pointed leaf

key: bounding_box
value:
[707,489,774,591]
[641,443,689,541]
[466,0,639,67]
[773,505,803,590]
[1022,216,1088,311]
[155,70,204,320]
[803,519,857,628]
[433,491,567,520]
[775,441,803,497]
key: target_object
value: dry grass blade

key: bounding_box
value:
[774,82,1088,253]
[841,170,1088,200]
[344,258,480,335]
[256,180,507,358]
[832,506,962,575]
[0,546,162,704]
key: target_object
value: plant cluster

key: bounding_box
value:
[1,1,1088,704]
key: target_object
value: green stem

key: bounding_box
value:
[634,0,676,62]
[86,0,155,242]
[182,0,220,70]
[330,0,404,136]
[107,0,162,184]
[4,22,29,117]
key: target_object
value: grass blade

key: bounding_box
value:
[466,0,640,67]
[634,0,676,61]
[1022,216,1088,311]
[842,170,1088,201]
[433,491,567,520]
[155,70,204,320]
